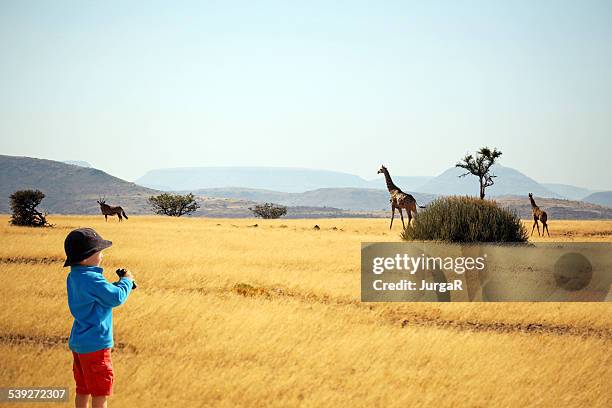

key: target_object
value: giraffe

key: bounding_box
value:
[378,165,423,229]
[528,193,549,237]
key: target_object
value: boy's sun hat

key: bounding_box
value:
[63,228,112,267]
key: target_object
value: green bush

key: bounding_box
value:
[148,192,200,217]
[401,196,528,243]
[249,203,287,219]
[9,189,51,227]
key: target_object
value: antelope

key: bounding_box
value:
[97,197,129,222]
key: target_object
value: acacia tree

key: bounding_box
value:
[9,189,51,227]
[148,193,200,217]
[249,203,287,219]
[456,147,503,199]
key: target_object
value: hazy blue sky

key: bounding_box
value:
[1,0,611,189]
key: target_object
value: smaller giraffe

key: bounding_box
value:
[528,193,549,237]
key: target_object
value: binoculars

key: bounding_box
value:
[116,268,138,289]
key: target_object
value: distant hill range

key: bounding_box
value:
[1,155,611,219]
[416,165,561,198]
[136,164,602,201]
[188,187,436,212]
[136,166,432,193]
[541,183,595,201]
[190,187,612,218]
[582,191,612,208]
[493,195,612,219]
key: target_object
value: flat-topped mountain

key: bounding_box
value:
[137,166,434,193]
[137,167,370,193]
[63,160,92,168]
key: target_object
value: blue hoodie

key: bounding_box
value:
[67,265,133,353]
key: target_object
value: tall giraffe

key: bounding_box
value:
[528,193,550,237]
[378,165,422,229]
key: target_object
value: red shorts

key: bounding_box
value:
[72,348,114,396]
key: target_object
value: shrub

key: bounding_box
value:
[148,193,200,217]
[401,196,528,243]
[9,189,51,227]
[249,203,287,219]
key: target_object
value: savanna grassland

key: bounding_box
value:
[0,215,611,407]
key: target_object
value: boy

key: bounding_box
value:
[64,228,135,408]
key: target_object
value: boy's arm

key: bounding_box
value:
[87,273,133,308]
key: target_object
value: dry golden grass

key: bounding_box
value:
[0,215,610,407]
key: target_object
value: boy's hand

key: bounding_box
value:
[116,268,134,280]
[116,268,137,289]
